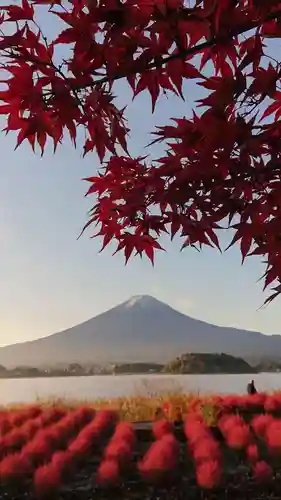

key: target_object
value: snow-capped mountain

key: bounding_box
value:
[0,295,281,367]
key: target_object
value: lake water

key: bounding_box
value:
[1,373,281,406]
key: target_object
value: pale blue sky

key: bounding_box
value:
[0,7,280,347]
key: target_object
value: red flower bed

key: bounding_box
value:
[0,407,93,486]
[1,398,281,497]
[0,407,66,459]
[34,410,116,496]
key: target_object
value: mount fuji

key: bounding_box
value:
[0,295,281,367]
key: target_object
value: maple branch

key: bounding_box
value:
[95,8,281,85]
[3,7,281,101]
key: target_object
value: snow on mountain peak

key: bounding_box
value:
[124,295,157,308]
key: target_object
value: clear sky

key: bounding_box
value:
[0,8,280,347]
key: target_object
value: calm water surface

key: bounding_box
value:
[1,373,281,405]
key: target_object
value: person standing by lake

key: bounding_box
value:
[247,380,257,395]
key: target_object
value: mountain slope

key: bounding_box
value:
[1,295,281,367]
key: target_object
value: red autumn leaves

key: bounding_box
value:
[1,0,281,301]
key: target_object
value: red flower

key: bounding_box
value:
[138,434,179,481]
[246,444,259,463]
[193,438,221,463]
[0,453,31,484]
[251,414,273,439]
[152,419,173,439]
[253,461,272,482]
[225,424,251,450]
[104,439,132,465]
[196,459,221,489]
[113,422,135,445]
[96,460,120,485]
[264,396,280,412]
[162,402,170,414]
[265,420,281,452]
[34,464,62,497]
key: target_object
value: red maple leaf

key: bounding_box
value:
[2,0,34,21]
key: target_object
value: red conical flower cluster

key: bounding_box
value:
[219,414,251,450]
[185,414,222,488]
[138,418,179,483]
[97,421,135,485]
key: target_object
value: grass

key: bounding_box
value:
[1,380,276,424]
[0,393,219,423]
[2,378,201,421]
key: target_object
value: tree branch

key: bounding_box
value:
[95,7,281,85]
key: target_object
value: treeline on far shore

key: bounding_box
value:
[1,352,281,379]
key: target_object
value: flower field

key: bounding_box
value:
[1,394,281,499]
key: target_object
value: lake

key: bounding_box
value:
[1,373,281,406]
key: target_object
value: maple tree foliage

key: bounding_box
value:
[2,0,281,302]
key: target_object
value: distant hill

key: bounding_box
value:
[163,353,256,374]
[1,295,281,367]
[255,360,281,373]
